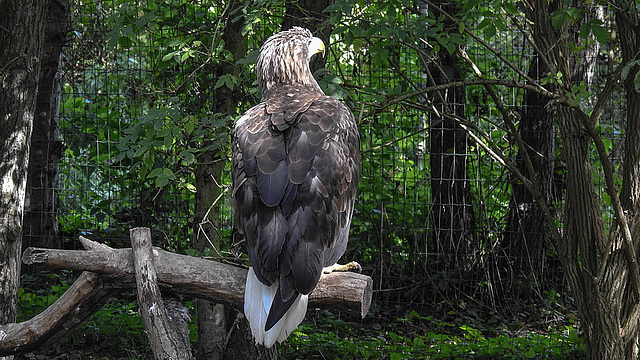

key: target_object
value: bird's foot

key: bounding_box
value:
[322,261,362,274]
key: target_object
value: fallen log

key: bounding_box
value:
[21,238,373,316]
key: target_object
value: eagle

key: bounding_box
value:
[231,27,360,347]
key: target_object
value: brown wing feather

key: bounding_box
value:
[232,83,359,330]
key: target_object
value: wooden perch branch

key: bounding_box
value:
[3,232,372,356]
[130,227,193,360]
[21,238,373,316]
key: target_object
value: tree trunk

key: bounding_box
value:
[23,0,68,253]
[195,2,248,358]
[194,151,226,360]
[615,2,640,356]
[425,0,477,276]
[526,1,636,359]
[0,1,48,359]
[556,105,620,358]
[131,228,193,360]
[501,53,560,299]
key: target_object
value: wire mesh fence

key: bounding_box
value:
[16,0,624,358]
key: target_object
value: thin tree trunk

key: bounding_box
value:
[0,1,49,360]
[557,105,620,358]
[425,0,477,276]
[194,2,248,358]
[615,2,640,356]
[502,53,559,299]
[194,154,226,360]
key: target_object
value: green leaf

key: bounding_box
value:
[550,9,567,29]
[345,30,354,45]
[524,348,536,358]
[484,23,496,39]
[477,18,493,30]
[591,22,610,44]
[181,51,190,62]
[579,22,590,39]
[163,133,174,148]
[179,149,195,164]
[437,36,456,54]
[156,176,169,188]
[185,118,196,135]
[162,51,179,62]
[634,70,640,94]
[351,26,364,38]
[451,33,466,45]
[184,183,197,193]
[166,39,183,47]
[147,167,164,178]
[566,7,582,21]
[214,74,237,90]
[133,146,147,158]
[324,2,343,13]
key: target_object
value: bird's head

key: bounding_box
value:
[256,27,325,92]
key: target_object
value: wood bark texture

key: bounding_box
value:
[130,227,193,360]
[21,238,372,316]
[524,1,639,359]
[0,272,118,356]
[22,0,68,252]
[0,3,48,360]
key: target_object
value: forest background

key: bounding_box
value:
[2,0,640,359]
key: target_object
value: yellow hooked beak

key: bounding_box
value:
[309,37,325,59]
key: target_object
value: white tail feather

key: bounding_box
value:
[244,268,308,348]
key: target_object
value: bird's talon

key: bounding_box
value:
[323,261,362,274]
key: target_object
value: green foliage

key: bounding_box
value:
[550,4,611,47]
[282,310,585,359]
[114,96,229,189]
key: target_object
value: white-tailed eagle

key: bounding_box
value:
[231,27,360,347]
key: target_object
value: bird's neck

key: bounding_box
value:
[261,80,324,102]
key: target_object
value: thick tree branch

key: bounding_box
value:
[21,237,373,317]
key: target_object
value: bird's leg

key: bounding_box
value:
[322,261,362,274]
